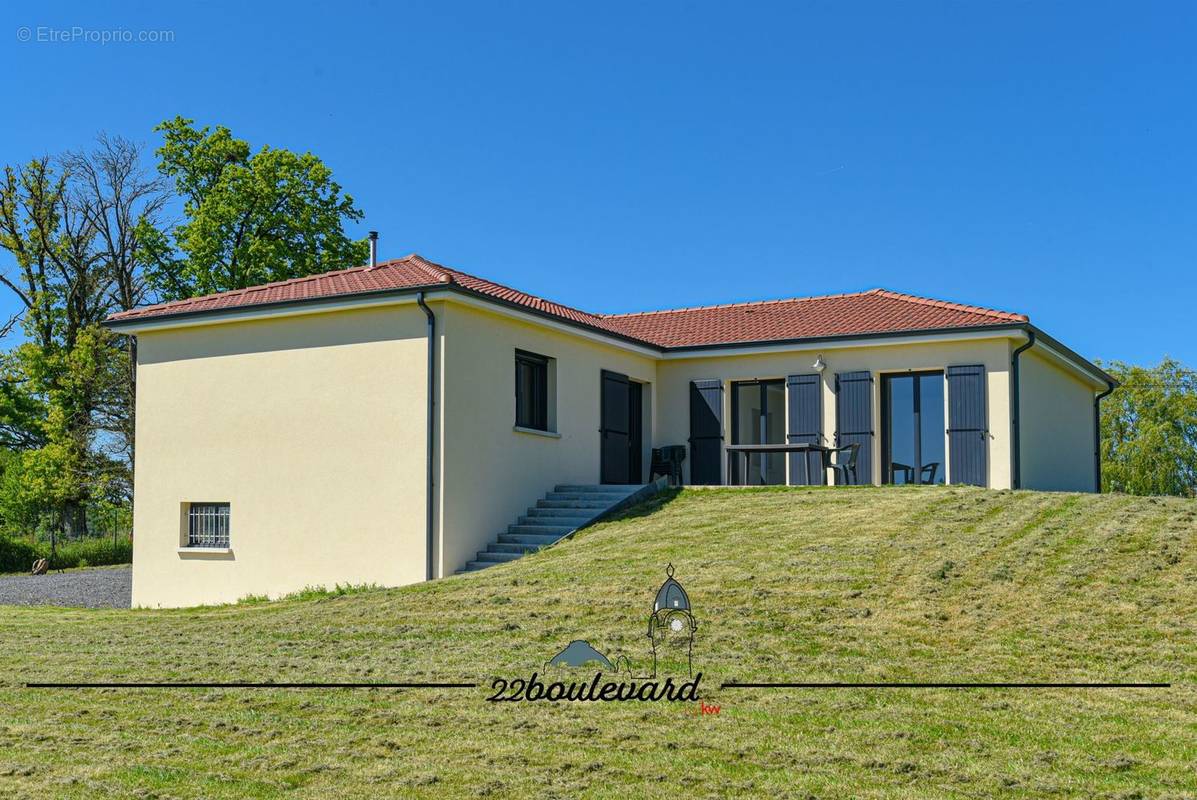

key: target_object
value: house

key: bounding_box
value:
[105,254,1115,607]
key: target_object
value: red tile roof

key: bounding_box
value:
[106,254,1028,348]
[106,256,451,322]
[604,288,1027,348]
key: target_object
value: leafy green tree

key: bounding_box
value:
[147,117,369,300]
[1100,358,1197,497]
[0,448,42,539]
[0,147,151,536]
[0,124,366,542]
[0,357,47,451]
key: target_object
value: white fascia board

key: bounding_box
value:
[658,328,1024,360]
[1029,336,1111,390]
[107,289,661,358]
[444,292,661,358]
[105,292,434,334]
[107,291,1106,388]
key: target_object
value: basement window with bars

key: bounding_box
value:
[187,503,230,548]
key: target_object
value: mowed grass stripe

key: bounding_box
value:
[1,485,1194,799]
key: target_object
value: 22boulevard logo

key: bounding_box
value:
[486,564,702,704]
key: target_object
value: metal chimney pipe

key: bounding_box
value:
[368,231,379,268]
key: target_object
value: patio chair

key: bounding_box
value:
[891,461,942,485]
[822,443,860,486]
[650,445,687,486]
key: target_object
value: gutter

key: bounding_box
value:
[103,286,1114,392]
[659,321,1027,354]
[1010,328,1036,489]
[416,292,437,580]
[103,285,448,332]
[1093,381,1116,493]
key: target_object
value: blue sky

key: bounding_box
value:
[2,1,1193,365]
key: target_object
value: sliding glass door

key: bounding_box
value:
[882,372,946,485]
[732,380,786,485]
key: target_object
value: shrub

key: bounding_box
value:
[0,535,132,574]
[0,536,41,574]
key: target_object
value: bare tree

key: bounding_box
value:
[62,135,170,465]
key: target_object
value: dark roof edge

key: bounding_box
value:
[658,322,1027,353]
[444,283,662,351]
[103,284,1020,353]
[102,284,446,330]
[103,287,1113,388]
[1025,324,1118,388]
[665,321,1113,387]
[104,282,665,352]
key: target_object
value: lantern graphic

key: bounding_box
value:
[647,564,697,678]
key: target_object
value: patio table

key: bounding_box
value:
[724,442,830,486]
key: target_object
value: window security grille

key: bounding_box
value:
[187,503,230,548]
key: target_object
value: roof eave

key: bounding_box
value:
[1024,324,1118,389]
[103,283,666,355]
[101,283,448,332]
[443,283,664,352]
[657,321,1029,353]
[103,288,1112,391]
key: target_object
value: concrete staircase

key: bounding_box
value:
[458,484,648,573]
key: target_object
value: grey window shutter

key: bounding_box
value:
[835,371,874,485]
[786,374,824,485]
[947,364,988,486]
[688,380,724,485]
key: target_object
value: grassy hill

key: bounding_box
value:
[1,486,1194,799]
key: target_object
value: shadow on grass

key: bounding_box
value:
[598,486,684,524]
[594,483,938,527]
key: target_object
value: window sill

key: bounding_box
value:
[513,425,561,439]
[177,546,234,557]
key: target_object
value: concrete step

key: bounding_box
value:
[545,492,631,502]
[455,482,652,575]
[498,531,566,545]
[474,550,523,563]
[487,542,544,554]
[536,499,611,509]
[508,524,574,536]
[526,506,599,518]
[518,514,590,527]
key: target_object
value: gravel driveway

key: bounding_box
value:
[0,566,131,609]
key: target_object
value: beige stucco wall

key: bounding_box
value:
[436,302,657,575]
[131,305,428,607]
[128,289,1106,603]
[1018,348,1098,492]
[654,337,1017,489]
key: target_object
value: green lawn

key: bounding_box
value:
[1,486,1194,799]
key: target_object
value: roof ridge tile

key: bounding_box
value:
[869,288,1028,322]
[423,258,611,325]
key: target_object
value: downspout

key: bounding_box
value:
[1010,328,1036,489]
[1093,381,1115,493]
[417,292,436,580]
